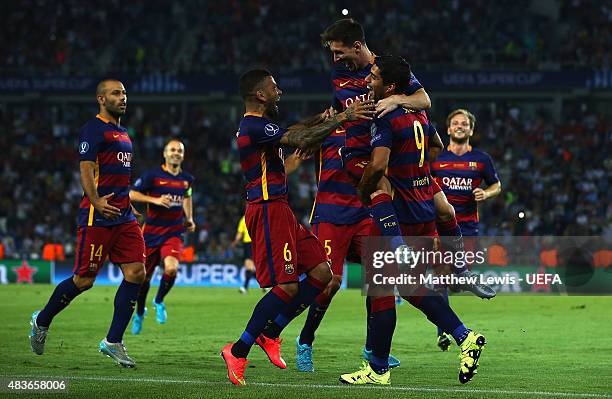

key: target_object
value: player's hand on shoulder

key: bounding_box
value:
[93,193,121,219]
[185,218,196,232]
[375,95,401,118]
[156,194,172,208]
[343,100,376,121]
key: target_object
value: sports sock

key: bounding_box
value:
[36,276,83,328]
[155,273,175,303]
[371,193,405,250]
[436,217,465,273]
[369,296,396,374]
[136,280,150,316]
[437,287,449,336]
[231,286,291,358]
[451,323,472,345]
[263,276,326,339]
[407,289,462,337]
[299,291,331,346]
[106,280,140,343]
[365,296,373,351]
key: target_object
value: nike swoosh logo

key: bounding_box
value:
[159,181,168,185]
[113,134,120,138]
[379,215,394,222]
[439,163,450,167]
[171,249,179,253]
[339,81,350,87]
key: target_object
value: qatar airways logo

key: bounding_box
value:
[343,92,372,108]
[117,152,132,167]
[442,176,473,190]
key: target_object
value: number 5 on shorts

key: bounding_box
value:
[324,240,332,256]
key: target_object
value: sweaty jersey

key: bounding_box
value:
[371,109,436,224]
[78,114,136,227]
[237,113,288,203]
[431,147,499,225]
[132,165,194,248]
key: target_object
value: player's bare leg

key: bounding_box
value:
[100,262,144,368]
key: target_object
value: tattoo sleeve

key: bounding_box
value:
[281,114,346,149]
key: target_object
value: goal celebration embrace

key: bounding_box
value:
[2,4,609,399]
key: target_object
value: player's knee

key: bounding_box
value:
[122,263,146,283]
[72,275,95,291]
[278,282,299,298]
[326,274,342,296]
[309,261,332,285]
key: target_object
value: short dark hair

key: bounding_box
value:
[320,18,365,47]
[239,69,271,99]
[373,55,413,95]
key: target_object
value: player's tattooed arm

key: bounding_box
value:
[281,100,375,149]
[357,147,391,205]
[376,88,431,118]
[80,161,121,219]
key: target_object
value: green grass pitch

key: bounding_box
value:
[1,285,611,398]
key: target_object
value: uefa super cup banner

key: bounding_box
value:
[53,261,257,288]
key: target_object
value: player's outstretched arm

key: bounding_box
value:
[357,147,391,205]
[280,100,375,150]
[80,161,121,219]
[129,190,172,208]
[376,88,431,118]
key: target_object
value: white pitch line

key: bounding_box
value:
[5,375,611,398]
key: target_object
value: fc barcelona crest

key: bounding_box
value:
[284,264,295,275]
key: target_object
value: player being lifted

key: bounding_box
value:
[29,80,145,368]
[220,69,375,385]
[430,108,501,349]
[293,18,493,373]
[339,56,486,385]
[129,138,195,334]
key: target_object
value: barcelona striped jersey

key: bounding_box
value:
[331,62,423,161]
[309,62,424,225]
[431,147,499,234]
[237,113,288,203]
[78,114,136,227]
[371,109,436,224]
[132,165,194,248]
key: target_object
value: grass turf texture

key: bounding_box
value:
[1,285,611,399]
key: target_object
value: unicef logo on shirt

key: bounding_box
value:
[264,123,280,136]
[79,142,89,154]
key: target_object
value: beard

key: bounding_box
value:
[451,135,469,144]
[265,102,279,119]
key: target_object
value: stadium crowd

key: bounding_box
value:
[1,0,610,76]
[0,99,609,260]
